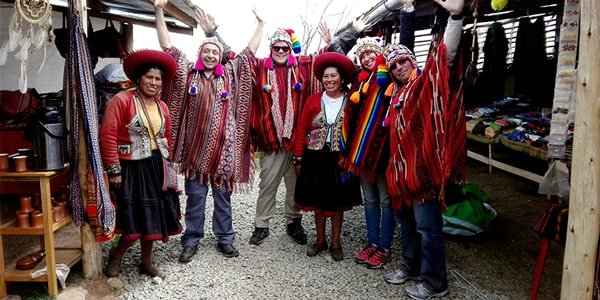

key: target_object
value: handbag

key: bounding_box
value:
[137,95,179,192]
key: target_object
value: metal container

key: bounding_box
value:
[34,121,66,171]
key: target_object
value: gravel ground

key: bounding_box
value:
[8,158,561,299]
[91,168,507,300]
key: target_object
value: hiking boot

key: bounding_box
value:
[249,227,270,245]
[354,245,377,264]
[216,243,240,258]
[405,282,449,299]
[365,248,392,269]
[385,267,421,284]
[286,218,308,245]
[178,245,198,263]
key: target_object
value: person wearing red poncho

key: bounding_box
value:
[382,0,467,299]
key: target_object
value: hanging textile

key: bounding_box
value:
[547,0,581,159]
[66,1,115,240]
[513,17,547,106]
[0,0,53,93]
[478,22,508,105]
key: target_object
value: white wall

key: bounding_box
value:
[0,7,119,93]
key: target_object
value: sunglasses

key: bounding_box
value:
[272,46,290,53]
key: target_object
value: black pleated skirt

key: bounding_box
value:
[111,150,182,242]
[294,148,362,216]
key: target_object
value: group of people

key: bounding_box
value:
[98,0,467,298]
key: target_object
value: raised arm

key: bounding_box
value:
[246,10,265,54]
[193,7,233,60]
[434,0,465,65]
[328,16,369,55]
[399,0,416,52]
[154,0,171,50]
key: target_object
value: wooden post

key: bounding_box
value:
[560,0,600,298]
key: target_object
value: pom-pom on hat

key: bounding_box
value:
[355,36,383,59]
[270,28,302,54]
[383,44,417,69]
[313,52,355,83]
[123,49,177,82]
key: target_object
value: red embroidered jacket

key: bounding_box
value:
[293,93,345,157]
[100,91,172,172]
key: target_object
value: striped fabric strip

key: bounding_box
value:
[67,2,115,235]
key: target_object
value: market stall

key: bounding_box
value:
[0,0,197,296]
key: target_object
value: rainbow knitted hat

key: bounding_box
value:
[270,28,302,54]
[383,44,417,69]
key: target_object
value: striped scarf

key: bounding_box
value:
[67,2,115,240]
[339,66,391,182]
[386,42,466,210]
[161,47,254,191]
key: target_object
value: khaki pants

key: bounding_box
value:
[253,150,301,228]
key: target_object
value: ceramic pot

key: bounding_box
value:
[52,206,61,222]
[30,210,43,228]
[13,155,28,172]
[16,211,30,228]
[0,153,8,170]
[19,196,33,213]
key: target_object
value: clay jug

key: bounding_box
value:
[20,196,33,213]
[16,211,30,228]
[31,210,43,228]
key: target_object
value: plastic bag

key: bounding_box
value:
[538,160,570,204]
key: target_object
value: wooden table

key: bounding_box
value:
[0,168,81,297]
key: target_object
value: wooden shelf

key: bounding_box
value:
[0,215,73,235]
[2,248,81,282]
[0,167,78,297]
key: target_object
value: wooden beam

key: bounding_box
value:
[146,0,197,29]
[560,0,600,298]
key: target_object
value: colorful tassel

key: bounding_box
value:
[263,84,272,93]
[220,91,229,100]
[215,64,224,76]
[293,82,302,91]
[376,65,390,86]
[361,82,370,94]
[285,29,302,54]
[287,55,297,67]
[350,91,360,103]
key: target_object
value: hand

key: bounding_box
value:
[109,175,122,189]
[294,165,301,176]
[352,15,370,33]
[400,0,415,8]
[154,0,167,10]
[192,6,216,33]
[318,22,332,44]
[433,0,464,15]
[252,9,264,24]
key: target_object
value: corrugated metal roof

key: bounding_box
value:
[1,0,198,34]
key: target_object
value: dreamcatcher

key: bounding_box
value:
[0,0,53,93]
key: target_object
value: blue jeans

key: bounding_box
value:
[181,177,235,246]
[360,174,396,250]
[396,199,447,292]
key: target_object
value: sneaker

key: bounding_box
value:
[354,245,377,264]
[178,245,198,263]
[286,218,308,245]
[385,267,421,284]
[249,227,270,245]
[365,249,392,269]
[405,282,449,299]
[216,243,240,258]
